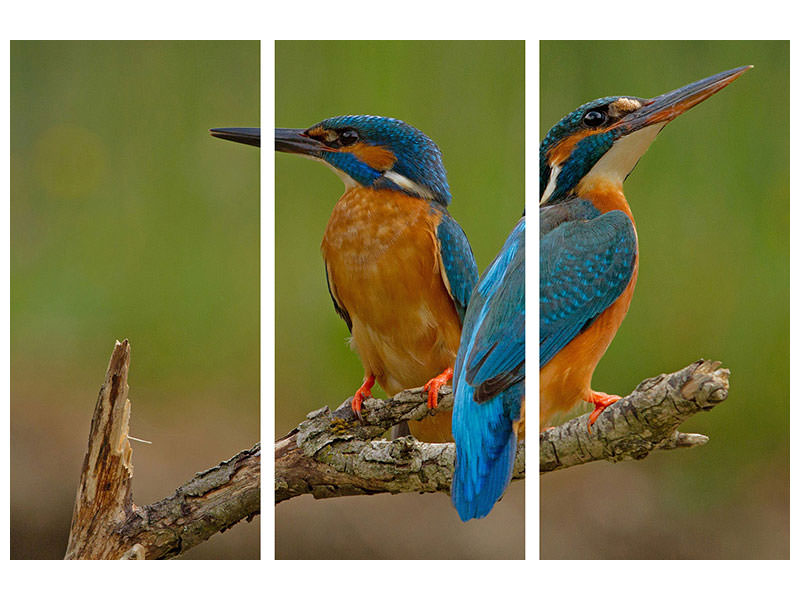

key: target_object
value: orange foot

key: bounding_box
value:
[351,374,375,421]
[587,391,620,431]
[423,367,453,410]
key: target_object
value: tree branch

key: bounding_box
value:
[275,387,524,503]
[539,360,730,473]
[275,360,729,500]
[65,340,260,559]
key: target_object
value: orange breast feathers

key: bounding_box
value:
[576,177,636,222]
[321,188,462,441]
[539,180,639,429]
[539,264,638,428]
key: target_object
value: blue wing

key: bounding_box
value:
[436,209,479,323]
[451,217,525,521]
[540,202,637,368]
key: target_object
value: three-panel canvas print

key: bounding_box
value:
[9,40,788,560]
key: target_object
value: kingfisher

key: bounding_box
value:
[451,215,525,521]
[217,116,478,442]
[540,66,750,431]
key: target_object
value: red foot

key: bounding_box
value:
[423,367,453,410]
[351,374,375,421]
[587,391,620,431]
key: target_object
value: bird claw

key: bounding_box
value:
[350,396,364,422]
[423,367,453,411]
[351,374,375,422]
[587,391,620,431]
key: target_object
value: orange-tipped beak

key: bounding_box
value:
[617,65,752,132]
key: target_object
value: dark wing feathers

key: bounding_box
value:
[324,263,352,332]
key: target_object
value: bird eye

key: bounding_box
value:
[583,110,607,128]
[339,129,359,146]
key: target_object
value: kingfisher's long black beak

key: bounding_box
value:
[210,127,261,147]
[618,65,752,133]
[275,128,327,157]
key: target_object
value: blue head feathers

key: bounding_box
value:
[540,67,753,207]
[540,96,643,205]
[276,115,452,206]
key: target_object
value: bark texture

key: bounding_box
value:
[275,386,523,503]
[275,360,729,501]
[65,340,259,559]
[540,360,730,473]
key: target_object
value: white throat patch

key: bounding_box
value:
[582,122,667,186]
[301,155,359,190]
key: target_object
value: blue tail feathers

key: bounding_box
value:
[451,387,521,520]
[450,217,525,521]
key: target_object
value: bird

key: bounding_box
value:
[540,66,750,431]
[264,115,478,442]
[451,215,525,521]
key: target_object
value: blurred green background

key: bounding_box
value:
[275,41,525,559]
[11,41,260,559]
[540,41,788,559]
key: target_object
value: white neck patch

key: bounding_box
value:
[540,164,561,205]
[383,170,434,199]
[300,155,434,197]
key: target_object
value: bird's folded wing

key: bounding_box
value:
[435,210,479,323]
[464,218,526,402]
[324,262,352,332]
[540,209,636,367]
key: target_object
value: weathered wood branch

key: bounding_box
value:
[539,360,730,473]
[65,340,260,559]
[276,360,729,500]
[276,387,524,503]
